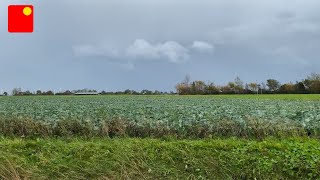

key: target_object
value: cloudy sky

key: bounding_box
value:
[1,0,320,92]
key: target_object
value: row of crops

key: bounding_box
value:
[0,96,319,138]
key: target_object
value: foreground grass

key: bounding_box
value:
[0,137,319,179]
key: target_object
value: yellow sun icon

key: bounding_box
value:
[23,7,32,16]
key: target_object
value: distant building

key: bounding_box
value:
[74,92,99,95]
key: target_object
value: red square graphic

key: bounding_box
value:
[8,5,34,33]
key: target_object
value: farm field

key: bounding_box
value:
[0,94,320,179]
[0,94,319,138]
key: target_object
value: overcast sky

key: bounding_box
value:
[1,0,320,92]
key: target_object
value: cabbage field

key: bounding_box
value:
[0,95,319,138]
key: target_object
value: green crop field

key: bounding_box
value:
[0,94,319,138]
[0,94,320,179]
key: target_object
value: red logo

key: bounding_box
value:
[8,5,34,33]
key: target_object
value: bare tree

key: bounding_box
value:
[12,88,22,96]
[234,76,244,93]
[248,83,258,93]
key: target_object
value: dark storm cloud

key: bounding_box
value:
[0,0,320,92]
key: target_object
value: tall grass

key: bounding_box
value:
[0,137,319,179]
[0,159,27,180]
[0,117,312,139]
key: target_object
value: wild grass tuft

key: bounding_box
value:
[0,137,319,179]
[0,117,313,139]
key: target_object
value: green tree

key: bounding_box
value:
[141,90,152,95]
[227,82,236,94]
[266,79,280,92]
[303,73,320,93]
[44,91,54,95]
[36,90,42,95]
[279,83,295,94]
[294,82,306,94]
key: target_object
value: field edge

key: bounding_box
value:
[0,137,319,179]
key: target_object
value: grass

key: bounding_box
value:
[0,137,319,179]
[0,117,311,139]
[0,94,319,179]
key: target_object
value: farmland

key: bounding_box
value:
[0,94,320,179]
[0,94,319,138]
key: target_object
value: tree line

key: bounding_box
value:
[175,73,320,95]
[1,72,319,96]
[1,88,174,96]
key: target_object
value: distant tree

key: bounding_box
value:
[227,82,236,94]
[36,90,42,95]
[279,83,295,94]
[183,74,191,86]
[247,83,258,93]
[205,82,219,94]
[154,90,161,95]
[266,79,281,92]
[65,90,73,95]
[294,81,307,94]
[132,90,139,95]
[175,75,211,95]
[220,85,232,94]
[12,88,22,96]
[234,76,244,93]
[190,81,206,95]
[124,89,132,94]
[308,73,320,81]
[43,90,54,95]
[56,90,73,95]
[100,90,107,95]
[303,73,320,93]
[245,84,250,94]
[141,89,152,95]
[310,81,320,94]
[260,82,267,93]
[23,90,33,96]
[175,83,189,95]
[182,75,191,94]
[3,92,8,96]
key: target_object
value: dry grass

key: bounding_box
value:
[0,117,312,139]
[0,137,319,179]
[0,159,28,180]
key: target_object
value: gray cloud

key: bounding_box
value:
[73,39,214,65]
[191,41,214,53]
[262,46,309,65]
[276,11,296,20]
[0,0,320,91]
[126,39,190,63]
[73,44,120,58]
[143,40,189,63]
